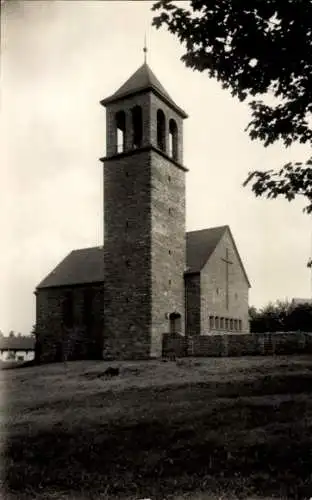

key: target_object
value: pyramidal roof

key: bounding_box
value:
[101,63,187,118]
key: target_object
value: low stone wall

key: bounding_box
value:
[162,332,312,358]
[188,335,225,357]
[162,333,188,358]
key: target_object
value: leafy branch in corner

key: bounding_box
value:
[152,0,312,214]
[243,160,312,214]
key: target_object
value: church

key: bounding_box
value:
[35,60,250,362]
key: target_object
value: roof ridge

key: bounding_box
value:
[71,246,103,253]
[186,225,228,234]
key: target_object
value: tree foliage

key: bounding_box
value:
[249,300,312,333]
[152,0,312,213]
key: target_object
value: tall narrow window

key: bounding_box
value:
[116,110,126,153]
[63,291,74,328]
[169,119,178,160]
[83,289,94,327]
[209,316,214,330]
[215,317,220,329]
[131,106,143,149]
[157,109,166,151]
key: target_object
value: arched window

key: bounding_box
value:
[169,312,182,334]
[115,110,126,153]
[157,109,166,151]
[131,106,143,149]
[169,119,178,160]
[220,317,225,329]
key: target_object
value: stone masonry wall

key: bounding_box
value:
[36,283,104,363]
[149,93,186,356]
[200,228,250,334]
[103,87,187,359]
[103,151,152,359]
[150,151,186,357]
[163,332,312,358]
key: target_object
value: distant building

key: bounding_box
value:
[0,336,35,362]
[35,61,250,362]
[291,298,312,308]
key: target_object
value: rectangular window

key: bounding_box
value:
[63,291,74,328]
[238,319,242,331]
[209,316,214,330]
[225,318,229,330]
[215,317,219,329]
[220,317,224,329]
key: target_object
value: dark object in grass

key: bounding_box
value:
[104,366,120,377]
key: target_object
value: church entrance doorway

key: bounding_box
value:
[169,312,182,334]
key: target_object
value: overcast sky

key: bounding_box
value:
[2,0,311,335]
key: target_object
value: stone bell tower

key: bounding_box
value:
[100,60,188,359]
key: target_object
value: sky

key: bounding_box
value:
[2,0,311,335]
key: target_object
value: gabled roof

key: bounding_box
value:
[185,225,251,287]
[100,63,188,118]
[36,247,104,289]
[0,336,35,351]
[36,226,250,289]
[186,226,228,274]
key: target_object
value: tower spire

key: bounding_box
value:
[143,33,148,64]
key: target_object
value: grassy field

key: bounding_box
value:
[1,356,312,500]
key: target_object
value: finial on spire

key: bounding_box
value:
[143,33,148,64]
